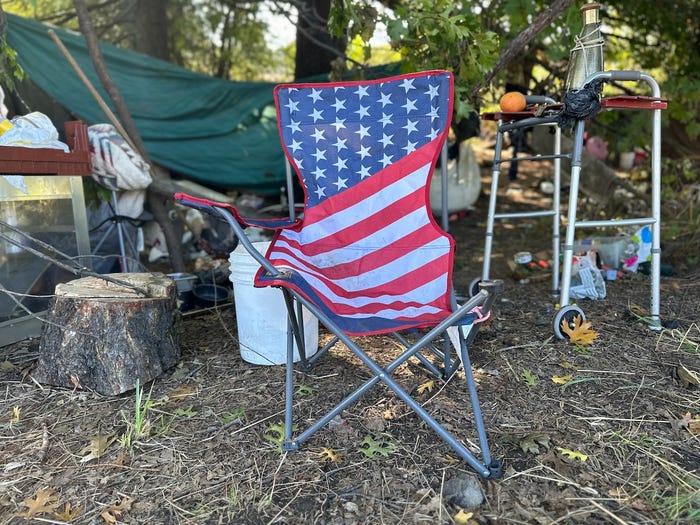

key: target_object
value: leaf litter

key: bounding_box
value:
[1,152,699,524]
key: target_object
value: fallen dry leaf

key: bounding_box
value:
[417,380,435,394]
[607,487,652,511]
[101,495,133,523]
[168,385,197,401]
[53,502,81,522]
[16,487,60,518]
[557,447,588,462]
[680,412,700,435]
[80,434,116,463]
[551,374,573,385]
[453,508,476,525]
[677,363,700,389]
[112,454,131,466]
[561,315,598,345]
[520,433,551,454]
[559,358,579,370]
[319,447,342,463]
[442,454,460,465]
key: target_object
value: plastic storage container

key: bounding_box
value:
[571,236,628,269]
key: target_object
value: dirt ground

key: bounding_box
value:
[1,138,699,525]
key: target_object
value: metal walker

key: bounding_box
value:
[478,70,666,338]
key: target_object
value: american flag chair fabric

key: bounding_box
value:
[175,70,503,478]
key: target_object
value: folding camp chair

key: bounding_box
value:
[175,70,503,478]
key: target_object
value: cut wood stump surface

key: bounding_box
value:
[33,272,180,395]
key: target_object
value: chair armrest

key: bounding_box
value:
[174,192,300,230]
[174,192,290,279]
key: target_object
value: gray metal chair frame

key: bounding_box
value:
[177,143,504,477]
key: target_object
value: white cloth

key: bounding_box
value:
[0,110,71,194]
[0,112,69,151]
[88,124,151,218]
[570,254,606,300]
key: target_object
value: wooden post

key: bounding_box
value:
[33,273,180,395]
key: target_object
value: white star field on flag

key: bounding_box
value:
[276,73,451,206]
[261,71,454,334]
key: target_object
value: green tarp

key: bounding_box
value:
[6,13,286,193]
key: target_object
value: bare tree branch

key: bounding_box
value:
[475,0,577,96]
[72,0,186,272]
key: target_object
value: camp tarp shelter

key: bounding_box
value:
[5,13,285,194]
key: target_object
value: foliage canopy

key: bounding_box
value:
[2,1,699,150]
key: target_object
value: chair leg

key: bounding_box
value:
[392,332,446,379]
[280,288,502,478]
[355,334,500,477]
[458,330,501,478]
[281,289,310,371]
[284,323,295,442]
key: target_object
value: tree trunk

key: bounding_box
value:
[33,272,180,396]
[72,0,185,273]
[663,117,700,159]
[294,0,344,79]
[133,0,170,61]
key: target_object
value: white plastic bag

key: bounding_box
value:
[0,112,69,151]
[569,253,606,299]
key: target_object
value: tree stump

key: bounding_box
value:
[33,272,180,395]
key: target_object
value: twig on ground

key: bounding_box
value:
[266,486,303,525]
[588,499,632,525]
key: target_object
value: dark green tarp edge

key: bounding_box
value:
[5,15,401,194]
[6,13,287,193]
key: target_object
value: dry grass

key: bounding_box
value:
[1,291,699,524]
[2,139,699,524]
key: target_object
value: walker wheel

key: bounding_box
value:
[468,277,482,298]
[553,305,586,340]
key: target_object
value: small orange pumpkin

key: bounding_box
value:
[499,91,527,112]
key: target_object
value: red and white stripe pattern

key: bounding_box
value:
[259,71,454,335]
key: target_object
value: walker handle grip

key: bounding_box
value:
[524,95,556,105]
[606,70,642,82]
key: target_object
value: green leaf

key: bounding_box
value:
[295,384,317,396]
[357,435,396,458]
[221,407,245,424]
[521,369,537,386]
[172,407,197,417]
[385,18,408,41]
[263,421,297,452]
[519,433,551,454]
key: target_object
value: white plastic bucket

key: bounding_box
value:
[229,241,318,365]
[619,151,635,171]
